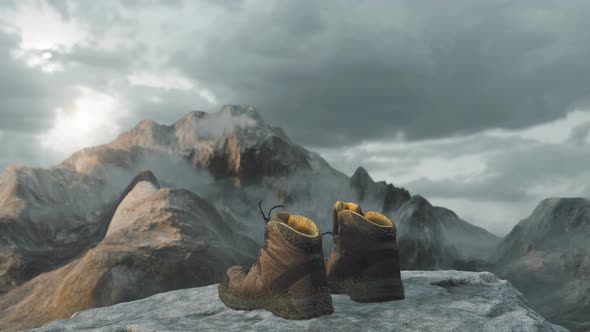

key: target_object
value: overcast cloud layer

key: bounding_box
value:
[1,0,590,235]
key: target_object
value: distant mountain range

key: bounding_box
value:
[0,105,587,331]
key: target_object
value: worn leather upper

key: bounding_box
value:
[327,209,401,283]
[225,214,328,299]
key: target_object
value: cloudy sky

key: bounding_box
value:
[1,0,590,235]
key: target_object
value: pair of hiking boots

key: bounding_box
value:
[217,201,404,319]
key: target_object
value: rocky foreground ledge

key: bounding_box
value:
[32,271,567,332]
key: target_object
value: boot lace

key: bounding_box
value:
[252,200,286,272]
[258,200,285,224]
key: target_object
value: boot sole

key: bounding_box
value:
[218,277,334,320]
[329,277,405,303]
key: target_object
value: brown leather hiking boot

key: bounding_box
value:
[326,201,405,302]
[218,205,333,319]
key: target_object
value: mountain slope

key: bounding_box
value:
[494,198,590,331]
[497,198,590,260]
[394,195,500,270]
[0,170,258,331]
[0,165,118,294]
[350,166,411,213]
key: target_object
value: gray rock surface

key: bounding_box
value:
[32,271,567,332]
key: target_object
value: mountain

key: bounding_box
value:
[394,195,500,270]
[0,105,414,295]
[350,166,411,214]
[0,104,515,330]
[0,170,258,332]
[497,198,590,259]
[57,105,412,245]
[32,271,567,332]
[0,165,119,294]
[494,198,590,332]
[60,105,340,183]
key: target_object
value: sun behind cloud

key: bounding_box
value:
[38,86,126,158]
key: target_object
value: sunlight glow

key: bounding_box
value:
[0,1,87,51]
[38,87,126,157]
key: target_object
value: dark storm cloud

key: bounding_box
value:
[407,140,590,203]
[170,0,590,147]
[568,121,590,144]
[7,0,590,147]
[0,30,54,132]
[58,43,146,70]
[46,0,70,20]
[1,0,590,234]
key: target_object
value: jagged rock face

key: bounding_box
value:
[350,166,411,213]
[0,171,259,332]
[498,198,590,260]
[395,196,460,270]
[394,196,500,270]
[32,271,567,332]
[494,198,590,331]
[61,105,337,183]
[0,166,116,294]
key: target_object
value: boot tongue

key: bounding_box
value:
[332,201,363,236]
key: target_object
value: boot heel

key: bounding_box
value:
[335,278,405,303]
[267,289,334,320]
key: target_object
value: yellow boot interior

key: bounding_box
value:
[276,212,319,236]
[364,211,395,228]
[334,201,395,228]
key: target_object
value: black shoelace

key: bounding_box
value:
[259,200,334,237]
[258,200,285,224]
[253,200,287,272]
